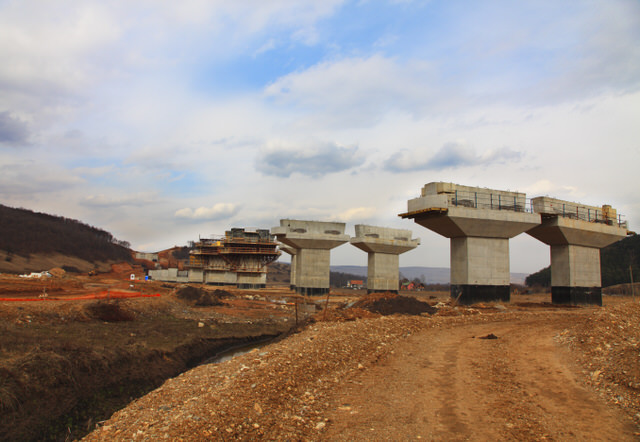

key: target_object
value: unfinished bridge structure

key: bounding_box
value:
[272,219,349,295]
[188,228,280,289]
[350,224,420,293]
[401,182,629,305]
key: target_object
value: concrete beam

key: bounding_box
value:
[350,225,420,293]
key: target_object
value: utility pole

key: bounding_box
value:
[630,265,636,302]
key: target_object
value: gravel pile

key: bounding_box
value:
[557,301,640,426]
[84,315,426,441]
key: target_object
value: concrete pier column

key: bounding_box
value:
[272,219,349,296]
[400,182,540,305]
[350,225,420,293]
[527,197,628,305]
[278,244,298,290]
[236,272,267,289]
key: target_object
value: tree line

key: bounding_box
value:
[0,204,132,263]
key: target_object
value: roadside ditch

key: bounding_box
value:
[0,299,291,441]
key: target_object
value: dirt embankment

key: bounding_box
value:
[0,281,295,441]
[84,296,640,441]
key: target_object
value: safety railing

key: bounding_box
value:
[537,203,627,228]
[450,190,531,213]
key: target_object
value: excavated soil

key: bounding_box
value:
[85,295,640,441]
[0,273,297,441]
[2,272,640,441]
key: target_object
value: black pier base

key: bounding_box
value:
[450,285,510,305]
[296,286,330,296]
[552,286,602,306]
[237,283,266,289]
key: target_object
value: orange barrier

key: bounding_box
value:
[0,291,161,302]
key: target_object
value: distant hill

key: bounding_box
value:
[331,265,528,285]
[0,204,132,273]
[525,234,639,287]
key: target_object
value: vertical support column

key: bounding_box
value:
[450,237,510,303]
[272,220,349,296]
[350,225,420,294]
[279,245,298,290]
[368,253,401,293]
[550,244,602,305]
[296,249,332,295]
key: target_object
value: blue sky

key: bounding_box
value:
[1,0,639,273]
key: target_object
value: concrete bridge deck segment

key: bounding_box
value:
[350,225,420,293]
[272,219,349,296]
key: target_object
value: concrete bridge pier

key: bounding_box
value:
[278,244,298,290]
[350,225,420,293]
[401,182,540,305]
[527,197,628,305]
[272,220,349,296]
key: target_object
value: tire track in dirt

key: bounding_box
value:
[322,313,637,441]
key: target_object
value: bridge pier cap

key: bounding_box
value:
[400,182,540,305]
[271,219,349,295]
[526,196,628,306]
[350,225,420,293]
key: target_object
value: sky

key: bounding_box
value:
[1,0,639,275]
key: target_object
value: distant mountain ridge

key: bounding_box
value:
[331,265,528,285]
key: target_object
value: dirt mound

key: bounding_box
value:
[194,291,226,307]
[176,286,230,307]
[176,286,202,302]
[85,301,135,322]
[351,292,436,316]
[314,307,381,322]
[48,267,66,277]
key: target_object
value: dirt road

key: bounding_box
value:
[323,314,637,441]
[84,304,640,441]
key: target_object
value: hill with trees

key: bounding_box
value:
[525,234,639,287]
[0,204,132,273]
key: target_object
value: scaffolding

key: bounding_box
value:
[189,228,280,275]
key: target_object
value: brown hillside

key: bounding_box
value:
[0,204,132,274]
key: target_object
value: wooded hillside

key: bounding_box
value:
[0,204,132,264]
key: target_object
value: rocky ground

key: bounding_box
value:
[84,295,640,441]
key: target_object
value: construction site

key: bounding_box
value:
[157,228,281,289]
[0,182,639,441]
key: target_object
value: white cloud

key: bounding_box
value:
[256,140,364,178]
[80,193,159,208]
[385,142,523,172]
[0,161,84,196]
[175,203,240,220]
[0,111,30,144]
[523,180,583,200]
[332,207,378,222]
[264,55,448,126]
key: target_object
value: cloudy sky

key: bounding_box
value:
[1,0,639,274]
